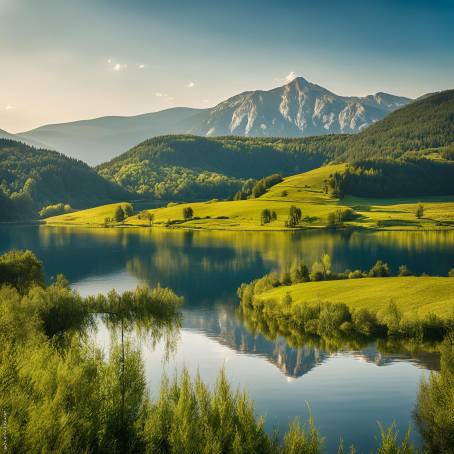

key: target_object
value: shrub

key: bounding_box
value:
[398,265,413,276]
[448,268,454,277]
[369,260,390,277]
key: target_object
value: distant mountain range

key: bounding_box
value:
[1,77,411,165]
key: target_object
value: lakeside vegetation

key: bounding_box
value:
[237,255,454,343]
[0,248,434,452]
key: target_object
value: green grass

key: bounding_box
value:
[258,277,454,318]
[44,202,132,226]
[46,164,454,231]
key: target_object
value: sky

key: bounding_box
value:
[1,0,453,132]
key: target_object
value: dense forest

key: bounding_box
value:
[328,158,454,198]
[97,135,337,200]
[0,139,130,220]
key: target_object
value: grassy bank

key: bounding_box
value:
[257,277,454,318]
[46,164,454,231]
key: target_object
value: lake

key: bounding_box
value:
[2,225,454,452]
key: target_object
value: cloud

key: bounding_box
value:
[107,58,112,64]
[285,71,297,83]
[186,81,195,88]
[113,63,127,71]
[155,92,168,97]
[5,105,13,110]
[138,64,145,69]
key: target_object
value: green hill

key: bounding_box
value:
[0,139,131,221]
[96,135,339,200]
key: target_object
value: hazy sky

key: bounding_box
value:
[1,0,453,132]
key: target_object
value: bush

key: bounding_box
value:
[114,205,125,222]
[39,203,72,218]
[398,265,413,276]
[369,260,390,277]
[448,268,454,277]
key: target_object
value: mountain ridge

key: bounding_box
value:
[14,76,411,164]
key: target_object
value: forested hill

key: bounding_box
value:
[97,135,342,200]
[336,89,454,162]
[0,139,131,220]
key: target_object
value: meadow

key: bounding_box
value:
[46,164,454,231]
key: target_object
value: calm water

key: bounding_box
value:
[2,225,454,452]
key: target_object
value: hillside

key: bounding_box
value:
[0,139,130,220]
[18,76,409,164]
[256,277,454,318]
[47,164,454,231]
[337,89,454,162]
[97,135,340,200]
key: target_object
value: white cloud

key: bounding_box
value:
[285,71,297,83]
[186,81,195,88]
[5,105,13,110]
[202,99,209,104]
[155,92,168,98]
[107,58,112,64]
[138,64,145,69]
[113,63,127,71]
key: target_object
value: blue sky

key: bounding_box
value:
[1,0,453,132]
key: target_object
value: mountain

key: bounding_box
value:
[18,107,207,165]
[0,128,47,149]
[18,77,410,165]
[188,78,410,138]
[97,90,453,201]
[0,139,130,220]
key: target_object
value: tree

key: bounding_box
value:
[182,207,194,220]
[261,209,272,225]
[416,204,424,219]
[369,260,390,277]
[146,212,155,226]
[448,268,454,277]
[123,203,133,218]
[271,211,277,221]
[114,206,125,222]
[286,205,302,227]
[321,253,332,279]
[0,249,44,294]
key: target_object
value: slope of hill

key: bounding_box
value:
[0,139,130,220]
[18,77,410,164]
[96,135,340,200]
[47,164,454,231]
[337,89,454,161]
[0,128,48,149]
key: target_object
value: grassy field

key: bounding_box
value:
[257,277,454,318]
[46,164,454,231]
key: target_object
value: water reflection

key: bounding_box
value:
[1,225,451,451]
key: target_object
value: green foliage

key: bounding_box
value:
[329,158,454,198]
[286,205,302,227]
[182,206,194,220]
[39,202,72,218]
[415,336,454,453]
[369,260,391,277]
[0,249,44,294]
[114,205,125,222]
[261,208,272,224]
[0,139,130,220]
[235,173,283,200]
[449,268,454,277]
[398,265,413,277]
